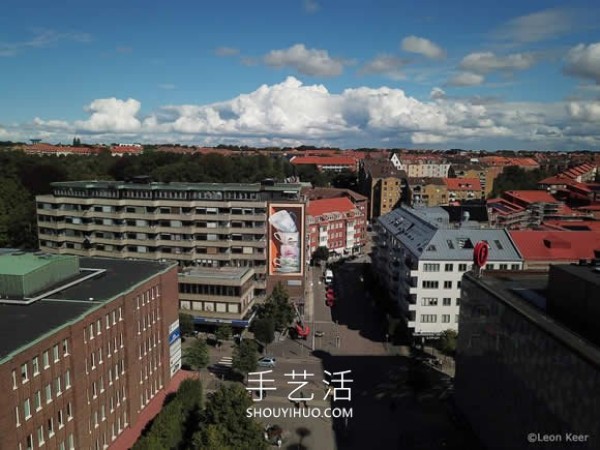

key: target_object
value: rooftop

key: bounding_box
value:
[307,197,357,217]
[504,190,560,204]
[304,187,367,202]
[464,270,600,368]
[49,180,303,193]
[443,178,482,191]
[510,231,600,261]
[0,252,74,276]
[362,159,406,179]
[179,266,253,281]
[0,257,176,362]
[290,156,358,166]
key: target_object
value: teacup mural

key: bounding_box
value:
[268,204,304,276]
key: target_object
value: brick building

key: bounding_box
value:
[0,250,179,450]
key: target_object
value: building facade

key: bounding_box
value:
[35,180,307,326]
[407,177,447,207]
[359,159,407,219]
[456,268,600,450]
[0,251,179,450]
[306,197,366,257]
[373,207,523,337]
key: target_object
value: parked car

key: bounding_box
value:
[258,357,277,368]
[325,269,334,284]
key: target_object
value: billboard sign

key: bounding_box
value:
[168,320,182,376]
[268,203,305,277]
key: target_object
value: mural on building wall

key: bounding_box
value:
[268,203,305,276]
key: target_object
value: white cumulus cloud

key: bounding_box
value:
[446,72,485,87]
[493,8,575,43]
[359,54,406,80]
[75,98,142,133]
[401,36,445,59]
[264,44,345,77]
[459,51,537,74]
[564,43,600,84]
[567,101,600,122]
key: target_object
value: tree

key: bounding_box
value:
[260,283,295,331]
[183,339,210,370]
[232,340,258,381]
[177,378,204,414]
[252,317,275,353]
[438,329,458,356]
[195,384,267,450]
[179,313,195,336]
[311,246,329,265]
[215,323,232,346]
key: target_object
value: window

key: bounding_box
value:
[55,376,62,396]
[494,239,504,250]
[487,264,495,270]
[106,314,110,329]
[68,434,75,450]
[16,406,20,427]
[24,399,31,419]
[444,263,453,271]
[92,382,97,398]
[21,363,28,382]
[457,281,461,288]
[45,384,52,403]
[511,264,520,270]
[43,351,50,368]
[91,352,96,369]
[99,348,103,364]
[12,369,17,389]
[53,344,60,362]
[458,263,468,271]
[443,297,452,306]
[89,324,94,340]
[446,239,455,250]
[422,280,439,289]
[62,339,69,355]
[26,434,33,450]
[442,314,451,323]
[66,402,73,420]
[420,314,437,323]
[499,264,508,270]
[421,297,438,306]
[58,410,64,428]
[112,311,117,325]
[34,390,42,410]
[118,307,123,321]
[96,320,101,335]
[32,357,40,376]
[443,281,452,289]
[38,425,45,446]
[65,370,71,389]
[423,263,440,272]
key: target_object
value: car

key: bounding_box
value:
[258,357,277,368]
[324,269,334,284]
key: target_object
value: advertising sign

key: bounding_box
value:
[168,320,181,375]
[268,203,305,277]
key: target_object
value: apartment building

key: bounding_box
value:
[373,207,522,338]
[36,180,307,325]
[390,154,450,178]
[290,156,359,172]
[359,159,407,219]
[456,266,600,450]
[306,197,366,258]
[407,177,447,207]
[0,250,179,450]
[443,178,483,203]
[451,164,501,198]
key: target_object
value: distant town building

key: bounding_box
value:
[390,153,451,178]
[456,265,600,450]
[290,156,359,172]
[443,178,483,203]
[359,159,407,219]
[373,206,522,337]
[407,177,447,207]
[0,250,179,450]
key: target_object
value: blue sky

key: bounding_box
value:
[1,0,600,150]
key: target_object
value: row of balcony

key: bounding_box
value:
[38,209,267,223]
[38,222,267,235]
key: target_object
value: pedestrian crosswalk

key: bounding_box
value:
[217,356,233,367]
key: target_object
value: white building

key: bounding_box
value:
[390,153,450,178]
[373,206,523,337]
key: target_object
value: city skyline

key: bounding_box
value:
[2,0,600,150]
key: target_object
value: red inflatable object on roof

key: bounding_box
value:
[473,241,489,267]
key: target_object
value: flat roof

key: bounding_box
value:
[179,266,253,281]
[0,257,176,362]
[50,180,303,193]
[552,263,600,286]
[0,252,74,276]
[465,271,600,368]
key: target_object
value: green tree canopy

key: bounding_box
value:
[251,317,275,352]
[179,313,195,336]
[215,323,232,345]
[260,283,295,331]
[232,339,258,379]
[438,329,458,356]
[183,339,210,371]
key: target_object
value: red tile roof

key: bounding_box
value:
[504,190,559,204]
[540,220,600,232]
[443,178,481,191]
[307,197,357,217]
[487,198,526,215]
[510,230,600,261]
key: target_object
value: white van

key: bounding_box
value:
[325,269,334,284]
